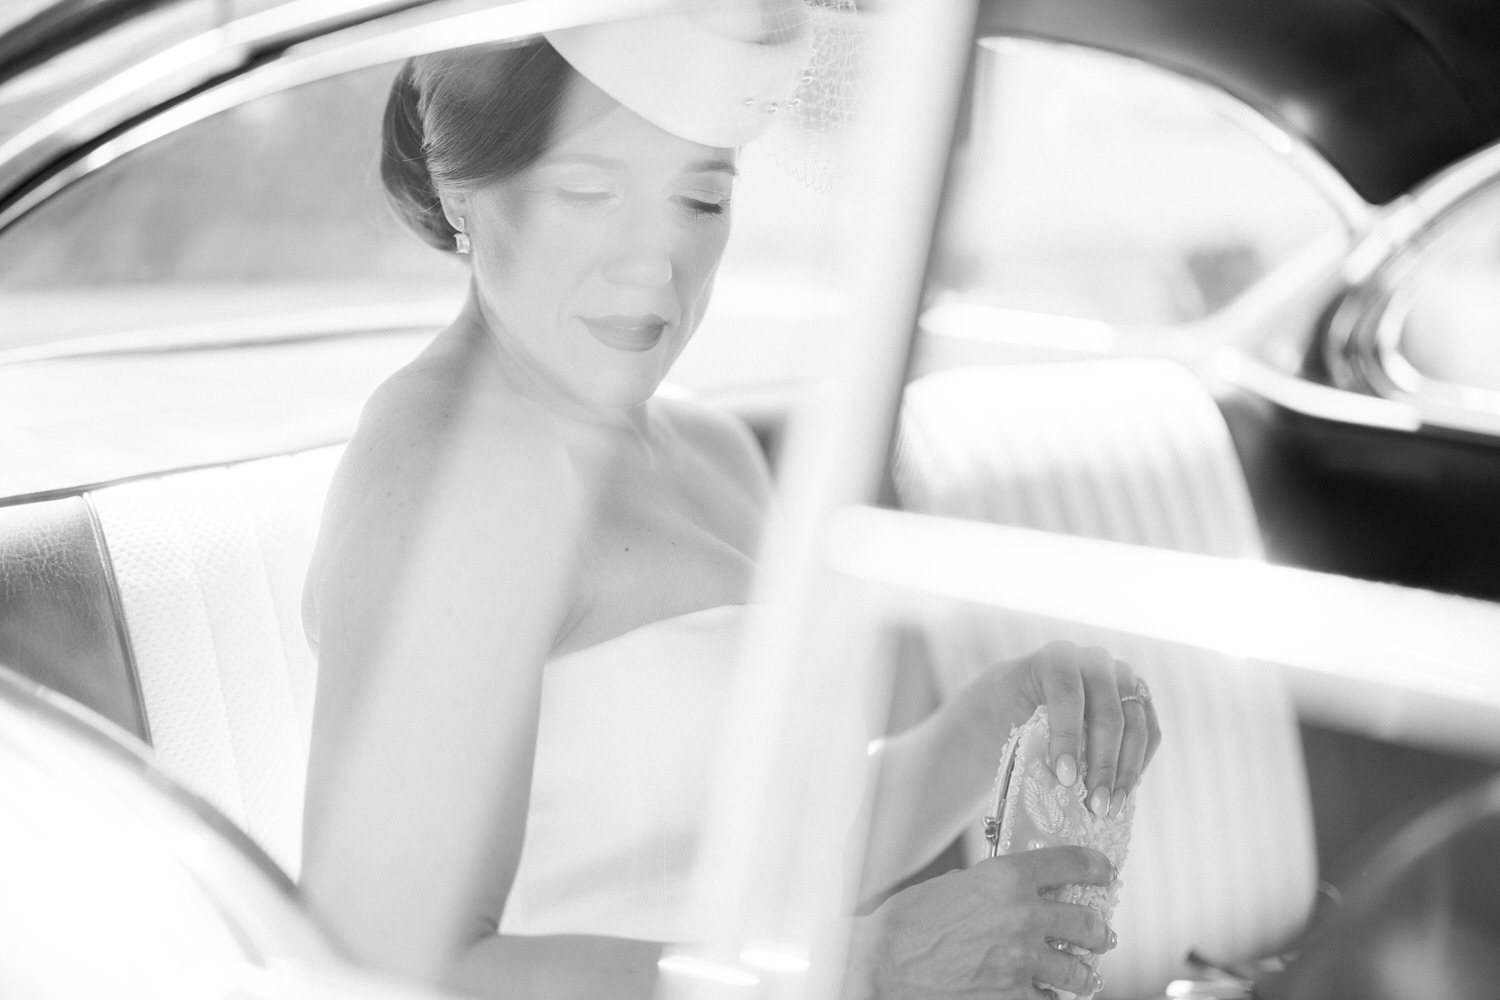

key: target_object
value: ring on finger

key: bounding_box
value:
[1119,681,1151,707]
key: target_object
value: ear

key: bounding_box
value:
[438,192,471,232]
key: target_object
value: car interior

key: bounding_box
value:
[4,353,1496,997]
[4,1,1500,997]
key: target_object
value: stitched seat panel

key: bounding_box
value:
[896,361,1316,996]
[89,446,341,876]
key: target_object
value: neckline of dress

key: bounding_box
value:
[554,603,749,660]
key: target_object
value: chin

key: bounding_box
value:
[586,369,669,411]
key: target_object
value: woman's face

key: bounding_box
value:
[456,75,735,414]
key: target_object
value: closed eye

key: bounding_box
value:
[677,195,730,217]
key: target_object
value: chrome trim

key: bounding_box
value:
[1211,350,1420,433]
[0,0,416,196]
[0,0,685,231]
[1372,269,1500,438]
[1323,142,1500,438]
[0,437,357,510]
[1205,228,1351,366]
[1408,136,1500,223]
[81,492,152,748]
[1372,276,1432,402]
[0,298,454,364]
[919,237,1426,435]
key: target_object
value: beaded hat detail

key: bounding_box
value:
[545,1,814,149]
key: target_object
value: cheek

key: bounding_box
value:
[681,224,731,294]
[522,204,616,279]
[676,213,730,270]
[471,187,542,272]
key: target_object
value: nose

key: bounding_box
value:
[602,206,675,287]
[602,241,673,287]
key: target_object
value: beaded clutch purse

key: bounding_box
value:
[983,706,1135,1000]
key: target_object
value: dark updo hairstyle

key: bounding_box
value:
[381,39,578,252]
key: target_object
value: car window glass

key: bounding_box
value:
[927,37,1345,326]
[0,63,470,355]
[1390,185,1500,397]
[0,22,852,493]
[0,49,843,389]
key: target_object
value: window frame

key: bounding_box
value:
[1326,141,1500,439]
[0,0,677,235]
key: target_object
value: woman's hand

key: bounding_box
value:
[859,640,1160,896]
[968,640,1162,819]
[851,846,1117,1000]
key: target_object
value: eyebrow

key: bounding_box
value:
[687,158,738,177]
[541,153,738,177]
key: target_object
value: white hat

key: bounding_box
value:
[544,1,814,148]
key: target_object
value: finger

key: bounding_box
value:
[1024,845,1116,891]
[1111,719,1147,818]
[1142,692,1163,769]
[1118,689,1163,821]
[1042,899,1113,955]
[1080,649,1124,817]
[1109,666,1149,815]
[1036,642,1086,787]
[1034,946,1101,998]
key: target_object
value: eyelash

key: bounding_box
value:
[679,197,729,218]
[554,190,729,219]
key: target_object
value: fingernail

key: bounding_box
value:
[1107,929,1118,950]
[1055,754,1077,787]
[1109,788,1128,818]
[1089,786,1110,817]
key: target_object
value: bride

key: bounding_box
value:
[300,4,1159,998]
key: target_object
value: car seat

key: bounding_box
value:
[0,447,339,877]
[64,447,341,876]
[892,358,1318,997]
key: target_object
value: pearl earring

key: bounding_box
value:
[454,217,471,255]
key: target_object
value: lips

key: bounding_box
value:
[580,314,668,353]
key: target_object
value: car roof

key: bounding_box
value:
[0,0,386,91]
[0,0,184,85]
[981,0,1500,205]
[7,0,1499,208]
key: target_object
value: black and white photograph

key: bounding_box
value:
[1,2,1499,998]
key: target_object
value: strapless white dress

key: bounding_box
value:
[498,604,746,940]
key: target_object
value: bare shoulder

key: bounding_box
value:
[308,335,577,619]
[346,337,569,508]
[653,391,772,501]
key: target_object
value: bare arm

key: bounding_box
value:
[449,935,661,1000]
[859,663,1019,894]
[301,377,659,996]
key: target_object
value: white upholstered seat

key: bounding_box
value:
[894,360,1317,997]
[87,446,341,877]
